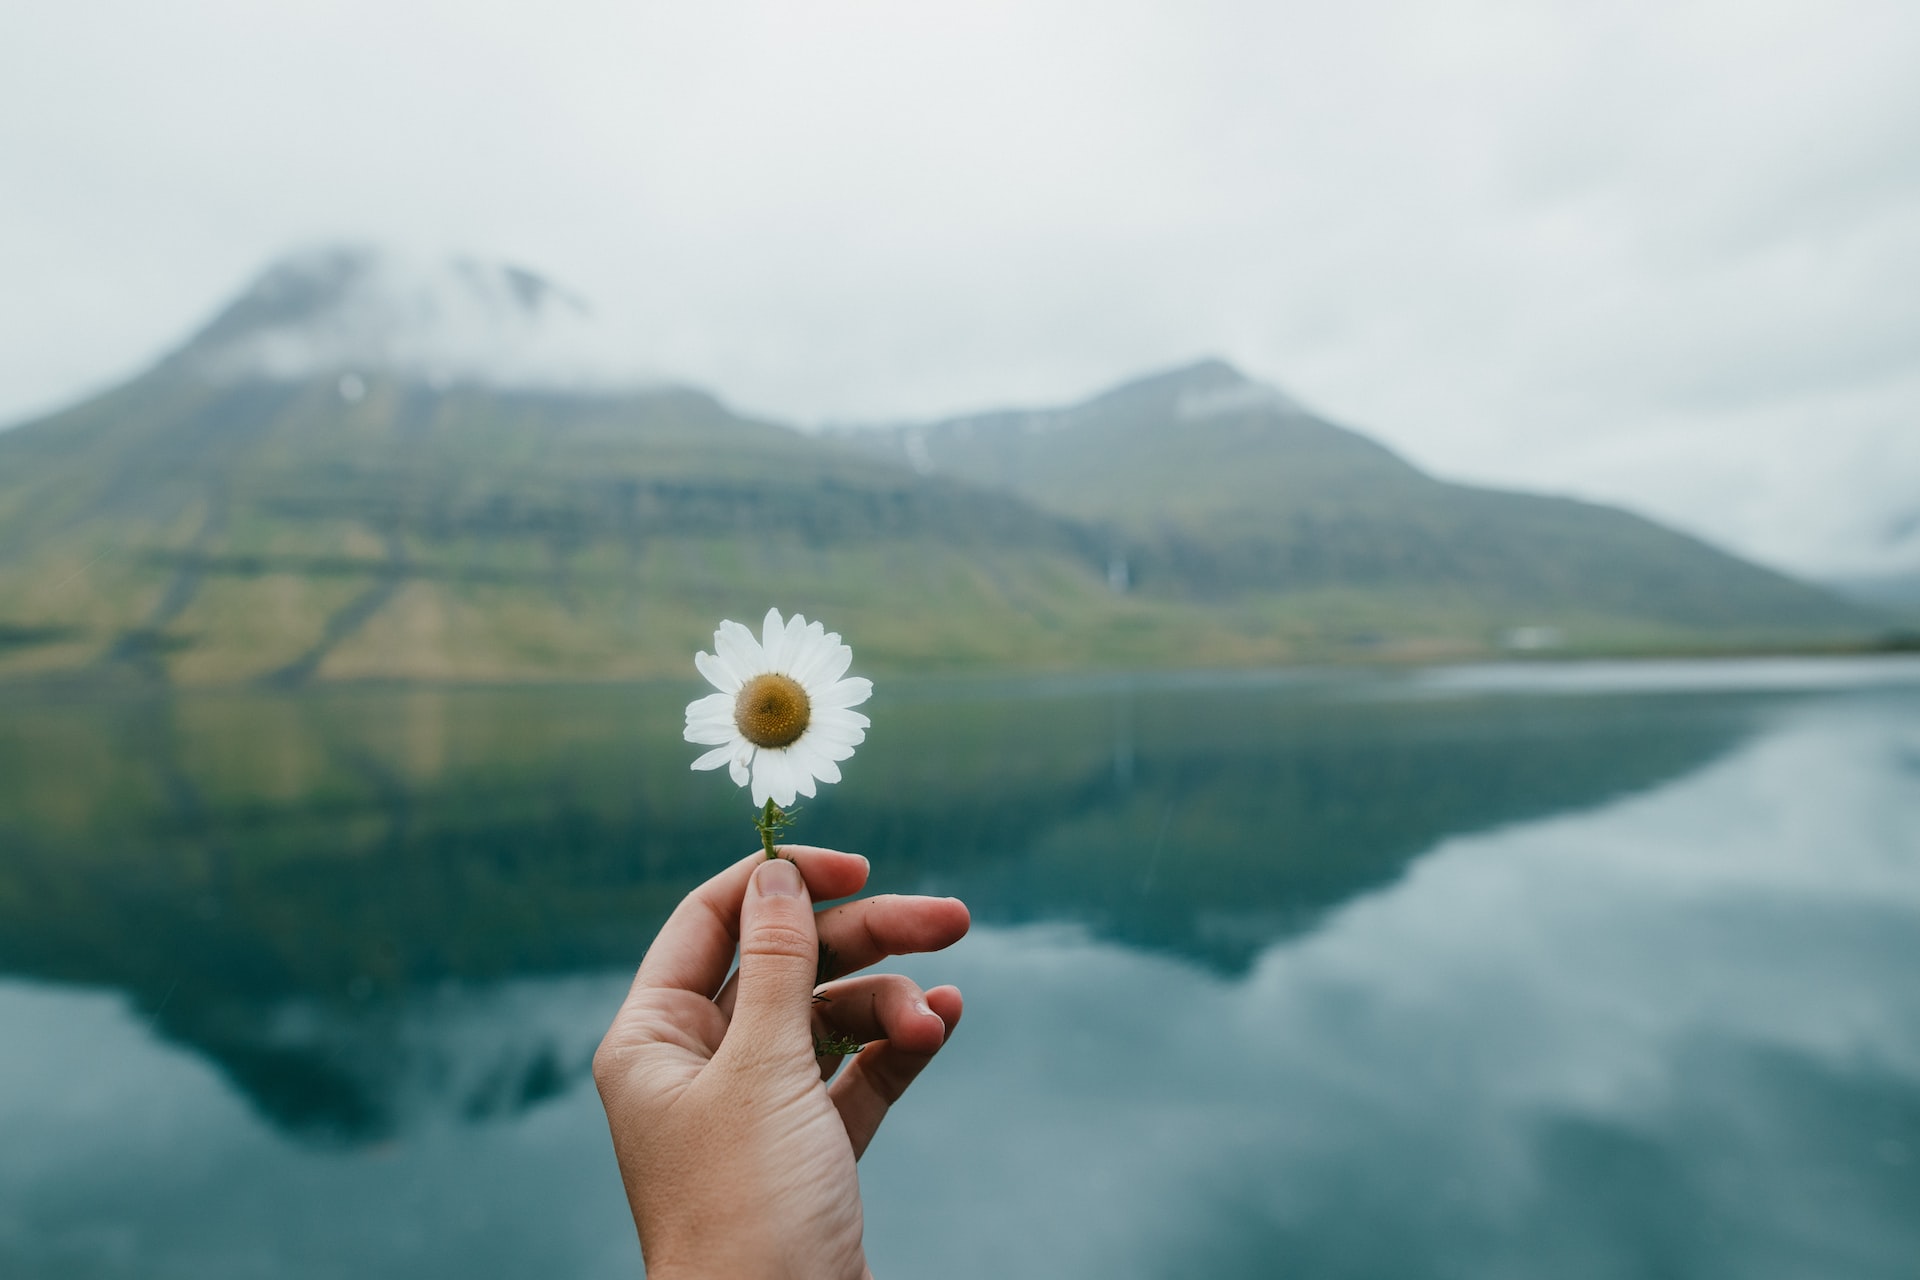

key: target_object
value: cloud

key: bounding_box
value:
[1,0,1916,573]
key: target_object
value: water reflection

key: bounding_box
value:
[0,674,1757,1140]
[861,688,1920,1279]
[0,669,1915,1278]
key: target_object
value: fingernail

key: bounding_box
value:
[758,857,805,898]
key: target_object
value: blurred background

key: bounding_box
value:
[2,3,1917,1277]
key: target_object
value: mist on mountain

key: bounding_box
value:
[172,245,654,393]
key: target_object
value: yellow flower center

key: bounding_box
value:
[735,673,811,749]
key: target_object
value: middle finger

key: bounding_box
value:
[714,893,970,1017]
[810,972,950,1067]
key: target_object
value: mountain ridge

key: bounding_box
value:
[0,252,1889,687]
[841,358,1870,632]
[164,244,650,394]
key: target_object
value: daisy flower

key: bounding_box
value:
[684,608,872,810]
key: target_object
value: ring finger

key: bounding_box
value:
[810,972,949,1077]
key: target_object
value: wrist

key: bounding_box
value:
[643,1241,866,1280]
[640,1233,799,1280]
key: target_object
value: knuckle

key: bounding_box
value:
[591,1016,652,1095]
[741,920,817,961]
[591,1040,623,1095]
[866,975,920,1012]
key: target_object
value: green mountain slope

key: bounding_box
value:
[0,255,1885,686]
[842,359,1878,647]
[0,369,1250,683]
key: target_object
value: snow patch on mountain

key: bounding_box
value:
[1175,379,1303,421]
[178,246,651,391]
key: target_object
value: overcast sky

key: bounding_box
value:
[4,0,1916,576]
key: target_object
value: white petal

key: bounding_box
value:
[685,692,733,723]
[760,608,789,671]
[810,736,858,762]
[783,750,810,804]
[757,750,799,808]
[715,620,764,680]
[753,749,781,803]
[784,622,825,684]
[809,711,868,743]
[778,746,817,800]
[777,613,810,674]
[695,650,741,694]
[807,716,865,746]
[812,707,871,734]
[790,736,842,786]
[729,746,754,787]
[808,643,853,690]
[691,744,734,771]
[816,677,872,709]
[785,759,815,801]
[684,721,736,745]
[790,627,839,688]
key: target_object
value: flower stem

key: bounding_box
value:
[752,797,797,858]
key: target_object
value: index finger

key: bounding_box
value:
[629,846,870,999]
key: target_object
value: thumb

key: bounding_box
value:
[724,856,821,1064]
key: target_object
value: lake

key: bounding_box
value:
[2,657,1917,1278]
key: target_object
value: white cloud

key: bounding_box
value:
[1,0,1916,574]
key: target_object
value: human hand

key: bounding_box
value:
[594,847,969,1279]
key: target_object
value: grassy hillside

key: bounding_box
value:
[0,369,1309,685]
[0,349,1887,687]
[842,360,1879,644]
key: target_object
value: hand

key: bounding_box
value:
[593,846,970,1280]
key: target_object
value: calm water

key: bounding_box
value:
[2,658,1917,1279]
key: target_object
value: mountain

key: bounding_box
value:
[0,251,1887,687]
[0,250,1229,684]
[841,359,1881,648]
[1823,507,1920,615]
[1826,569,1920,614]
[172,245,619,390]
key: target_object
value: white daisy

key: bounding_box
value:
[683,607,873,809]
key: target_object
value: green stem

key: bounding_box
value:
[752,797,798,859]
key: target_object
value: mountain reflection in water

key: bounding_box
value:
[1,672,1751,1140]
[1,661,1917,1280]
